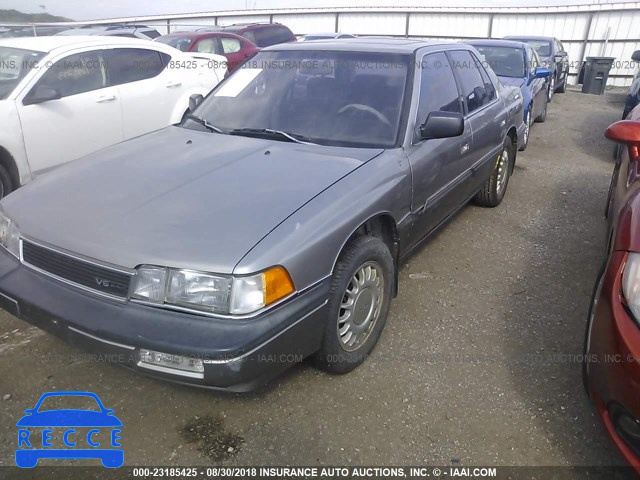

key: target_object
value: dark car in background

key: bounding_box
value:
[468,40,550,151]
[503,35,569,101]
[0,39,524,391]
[198,22,296,48]
[156,31,259,72]
[0,25,69,38]
[300,33,356,41]
[621,50,640,119]
[584,113,640,475]
[56,24,160,40]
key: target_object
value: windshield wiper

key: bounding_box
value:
[228,128,316,145]
[184,113,223,134]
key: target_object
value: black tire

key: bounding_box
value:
[534,98,548,123]
[313,236,394,374]
[519,108,531,151]
[582,261,607,396]
[473,136,515,208]
[0,163,14,199]
[556,77,566,93]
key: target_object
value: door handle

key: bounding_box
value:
[461,143,470,154]
[165,81,182,88]
[96,95,116,103]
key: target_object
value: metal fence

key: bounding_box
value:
[4,2,640,86]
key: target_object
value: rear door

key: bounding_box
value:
[16,48,123,174]
[219,35,248,71]
[448,49,506,197]
[105,46,179,139]
[404,51,469,245]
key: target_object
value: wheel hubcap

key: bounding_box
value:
[495,148,509,195]
[337,261,384,352]
[524,112,530,144]
[549,78,555,99]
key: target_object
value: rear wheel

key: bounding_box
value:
[556,76,566,93]
[519,109,531,151]
[313,236,394,374]
[474,136,515,208]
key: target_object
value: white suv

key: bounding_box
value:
[0,36,226,197]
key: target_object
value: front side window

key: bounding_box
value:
[31,50,106,98]
[0,46,45,100]
[155,36,194,52]
[449,50,488,114]
[529,48,539,75]
[416,52,461,129]
[195,38,220,54]
[189,50,411,148]
[106,48,169,85]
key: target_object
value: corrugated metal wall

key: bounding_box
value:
[6,3,640,86]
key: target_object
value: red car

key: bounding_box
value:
[155,31,259,72]
[584,110,640,474]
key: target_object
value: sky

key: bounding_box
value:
[0,0,633,21]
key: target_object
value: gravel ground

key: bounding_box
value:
[0,87,634,476]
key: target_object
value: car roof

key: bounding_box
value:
[504,35,554,42]
[467,39,527,50]
[0,35,157,53]
[265,37,449,54]
[159,31,247,40]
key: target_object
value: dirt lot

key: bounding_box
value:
[0,87,634,475]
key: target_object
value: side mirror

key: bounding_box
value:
[23,85,61,106]
[534,67,551,79]
[420,111,464,140]
[189,93,204,111]
[605,120,640,158]
[632,50,640,62]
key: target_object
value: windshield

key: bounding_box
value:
[522,40,552,57]
[189,50,411,148]
[155,36,194,52]
[475,46,525,78]
[37,395,102,412]
[303,35,335,41]
[0,46,46,100]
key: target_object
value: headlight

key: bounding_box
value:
[130,265,294,316]
[0,210,20,259]
[622,252,640,326]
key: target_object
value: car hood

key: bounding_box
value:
[16,410,123,427]
[498,76,526,89]
[3,127,382,273]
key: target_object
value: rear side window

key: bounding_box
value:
[416,52,461,126]
[449,50,492,114]
[31,50,107,98]
[143,30,160,39]
[221,37,242,54]
[106,48,169,85]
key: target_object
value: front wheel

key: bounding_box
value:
[535,98,548,123]
[474,136,514,208]
[547,77,555,102]
[0,164,14,199]
[313,236,394,374]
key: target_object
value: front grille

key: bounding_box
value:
[22,240,131,298]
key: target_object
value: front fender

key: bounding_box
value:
[233,149,412,291]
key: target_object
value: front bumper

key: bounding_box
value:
[0,247,330,392]
[587,251,640,473]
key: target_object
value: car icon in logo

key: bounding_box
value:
[15,391,123,468]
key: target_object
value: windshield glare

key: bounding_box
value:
[475,46,525,78]
[190,51,411,148]
[0,47,45,100]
